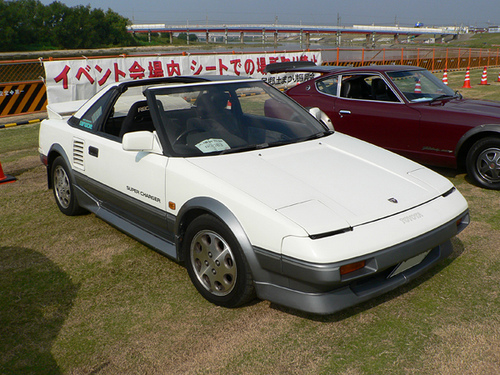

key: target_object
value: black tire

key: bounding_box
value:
[466,137,500,190]
[184,214,255,308]
[51,156,86,216]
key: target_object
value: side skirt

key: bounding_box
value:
[74,185,178,260]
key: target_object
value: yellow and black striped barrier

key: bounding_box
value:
[0,81,47,117]
[0,118,44,129]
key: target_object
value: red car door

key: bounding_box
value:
[287,73,423,162]
[332,74,422,161]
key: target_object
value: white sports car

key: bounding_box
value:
[39,76,469,314]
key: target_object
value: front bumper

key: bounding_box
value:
[252,210,469,315]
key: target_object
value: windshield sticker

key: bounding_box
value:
[79,119,93,130]
[195,138,230,153]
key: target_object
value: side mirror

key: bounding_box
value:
[309,107,334,131]
[122,131,163,154]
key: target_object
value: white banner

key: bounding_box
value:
[43,51,322,105]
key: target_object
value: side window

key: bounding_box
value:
[370,77,399,102]
[99,87,156,140]
[316,76,338,96]
[102,91,148,139]
[340,74,399,102]
[77,91,113,132]
[340,75,372,99]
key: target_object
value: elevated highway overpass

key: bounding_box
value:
[128,23,463,46]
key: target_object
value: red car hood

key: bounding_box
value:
[425,98,500,120]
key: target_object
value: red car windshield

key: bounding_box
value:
[387,69,456,103]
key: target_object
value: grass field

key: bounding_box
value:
[1,70,499,374]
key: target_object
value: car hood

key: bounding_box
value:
[428,98,500,119]
[187,133,453,235]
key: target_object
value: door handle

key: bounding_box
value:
[88,146,99,157]
[339,110,351,118]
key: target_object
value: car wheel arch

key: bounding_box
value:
[174,197,260,271]
[455,125,500,170]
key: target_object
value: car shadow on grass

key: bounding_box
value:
[428,166,479,188]
[0,247,79,374]
[269,238,466,322]
[428,166,460,179]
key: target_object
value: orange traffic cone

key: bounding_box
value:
[0,160,16,184]
[479,66,489,85]
[462,67,472,88]
[414,79,422,93]
[442,69,448,85]
[497,71,500,82]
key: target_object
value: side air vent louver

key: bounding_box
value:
[73,138,85,170]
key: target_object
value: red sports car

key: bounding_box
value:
[265,62,500,190]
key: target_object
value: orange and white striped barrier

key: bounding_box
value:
[442,69,448,85]
[462,67,472,88]
[479,66,489,85]
[0,160,16,184]
[414,79,422,93]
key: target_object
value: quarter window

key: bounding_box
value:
[74,90,115,133]
[316,76,338,96]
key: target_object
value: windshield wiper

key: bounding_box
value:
[219,131,334,155]
[266,130,333,148]
[219,143,269,155]
[301,130,335,141]
[430,94,456,103]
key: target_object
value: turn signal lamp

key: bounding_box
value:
[340,260,366,276]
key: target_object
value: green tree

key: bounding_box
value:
[0,0,135,51]
[104,9,135,46]
[0,1,17,50]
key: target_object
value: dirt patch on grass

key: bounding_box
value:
[424,322,500,374]
[4,153,41,174]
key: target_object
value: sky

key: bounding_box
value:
[38,0,499,27]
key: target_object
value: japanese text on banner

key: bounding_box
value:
[43,52,321,104]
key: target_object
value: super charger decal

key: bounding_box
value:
[126,185,162,204]
[43,51,321,105]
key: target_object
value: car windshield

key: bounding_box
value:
[147,80,329,156]
[387,69,456,103]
